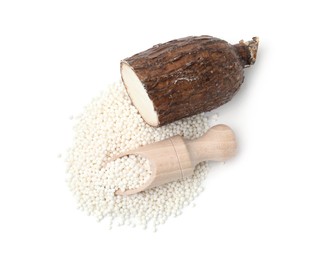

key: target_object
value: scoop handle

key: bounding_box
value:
[186,124,236,165]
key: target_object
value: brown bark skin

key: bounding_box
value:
[121,36,258,126]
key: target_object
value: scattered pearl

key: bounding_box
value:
[66,81,209,230]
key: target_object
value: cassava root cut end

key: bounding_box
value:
[121,35,259,127]
[121,62,159,126]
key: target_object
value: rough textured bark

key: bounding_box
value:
[121,36,259,126]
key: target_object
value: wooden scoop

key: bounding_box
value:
[115,124,236,196]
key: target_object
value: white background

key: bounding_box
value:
[0,0,330,259]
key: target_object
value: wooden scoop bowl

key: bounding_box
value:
[115,124,236,196]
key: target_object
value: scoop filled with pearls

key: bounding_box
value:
[112,124,237,195]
